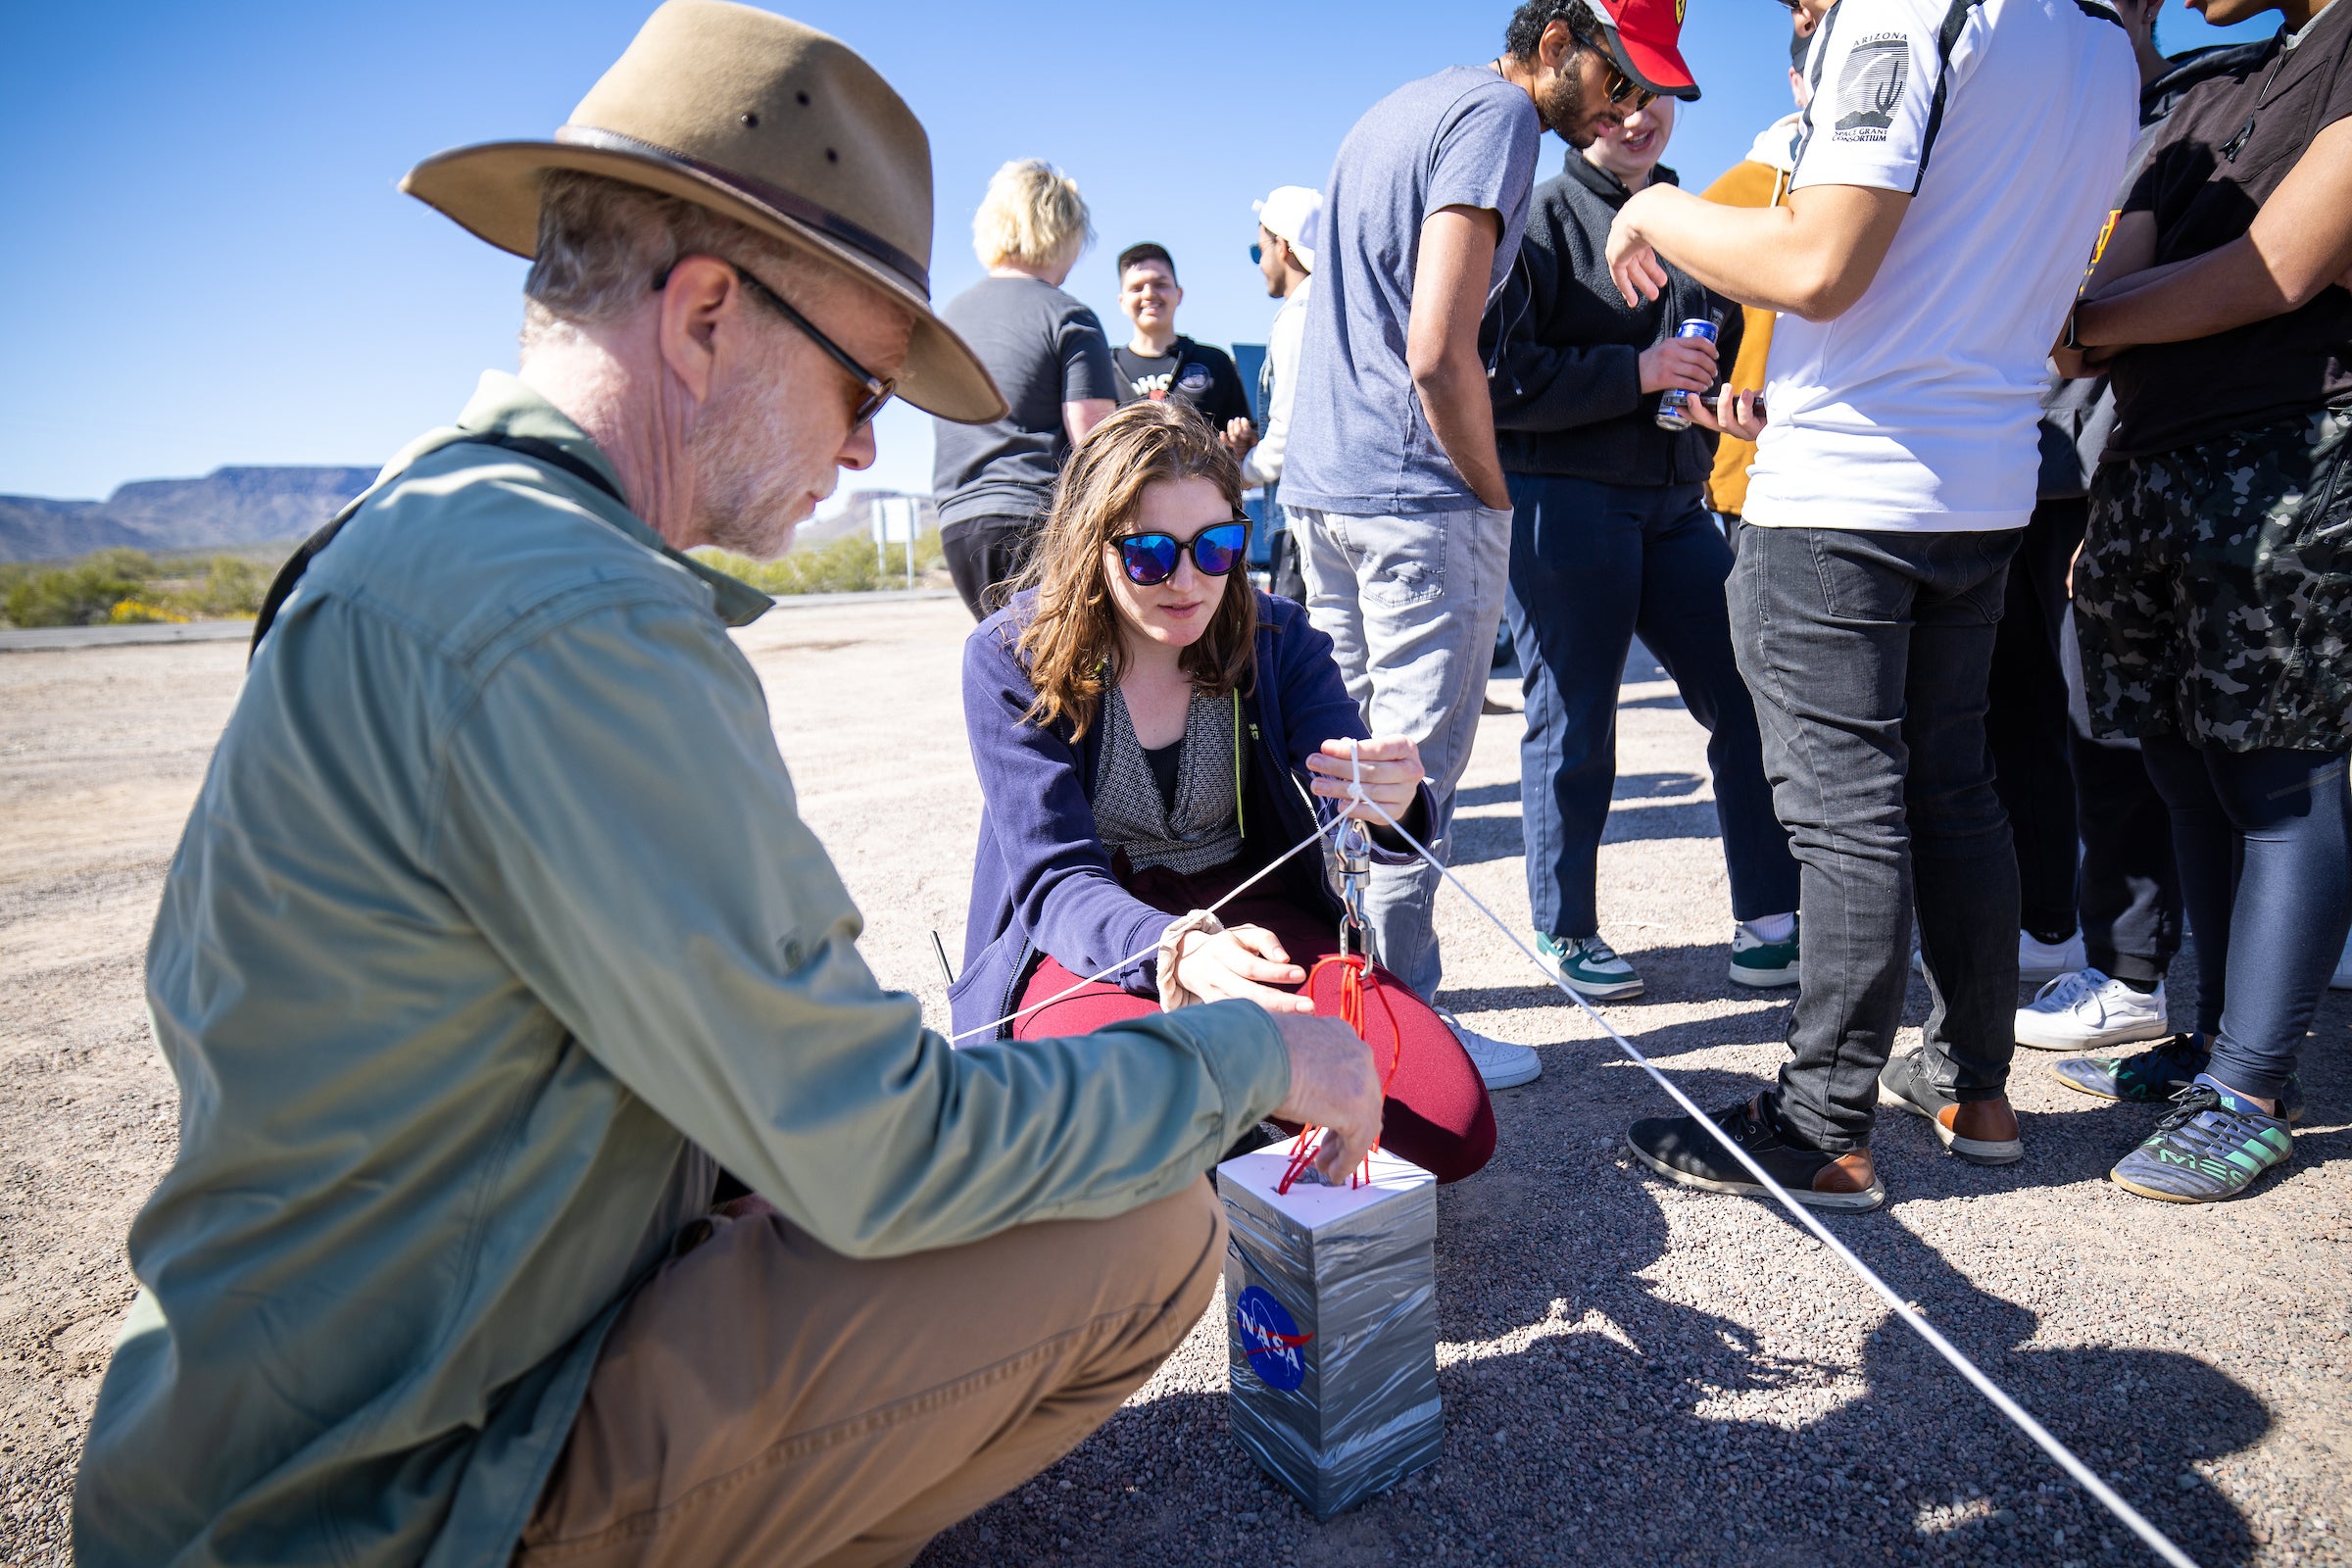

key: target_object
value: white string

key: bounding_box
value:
[946,813,1348,1045]
[1342,780,2201,1568]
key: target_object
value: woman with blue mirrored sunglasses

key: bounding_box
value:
[1113,518,1252,586]
[950,401,1510,1184]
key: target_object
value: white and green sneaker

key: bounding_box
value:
[1729,918,1799,989]
[1537,933,1644,1000]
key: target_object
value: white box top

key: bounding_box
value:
[1217,1141,1434,1231]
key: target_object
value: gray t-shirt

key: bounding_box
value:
[1284,66,1542,515]
[931,275,1119,530]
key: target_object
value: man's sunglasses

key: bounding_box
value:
[1570,24,1657,110]
[652,258,897,429]
[1114,519,1250,586]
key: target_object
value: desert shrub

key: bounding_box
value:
[0,548,278,628]
[699,529,945,597]
[2,550,159,627]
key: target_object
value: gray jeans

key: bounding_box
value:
[1289,503,1513,998]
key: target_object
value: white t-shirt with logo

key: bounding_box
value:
[1743,0,2136,532]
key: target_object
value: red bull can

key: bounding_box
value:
[1654,318,1718,432]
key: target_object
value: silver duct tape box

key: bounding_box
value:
[1217,1142,1441,1520]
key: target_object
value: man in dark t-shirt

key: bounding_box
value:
[1109,243,1258,458]
[2057,0,2352,1205]
[932,272,1119,617]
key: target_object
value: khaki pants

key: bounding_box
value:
[515,1179,1225,1568]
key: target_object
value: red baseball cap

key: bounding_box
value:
[1583,0,1701,101]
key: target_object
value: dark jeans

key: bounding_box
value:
[2138,738,2352,1099]
[2064,612,2183,983]
[1730,525,2024,1153]
[941,514,1037,622]
[1985,496,2183,979]
[1503,475,1797,940]
[1268,511,1308,605]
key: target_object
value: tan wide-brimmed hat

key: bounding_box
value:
[401,0,1006,423]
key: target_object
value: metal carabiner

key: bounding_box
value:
[1335,815,1372,962]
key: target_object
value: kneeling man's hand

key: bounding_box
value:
[1270,1012,1386,1183]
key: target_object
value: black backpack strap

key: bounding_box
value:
[247,432,627,662]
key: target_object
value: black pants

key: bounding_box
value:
[2139,739,2351,1098]
[1730,525,2023,1153]
[941,514,1037,622]
[1985,496,2183,982]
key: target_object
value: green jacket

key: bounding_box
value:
[73,373,1290,1567]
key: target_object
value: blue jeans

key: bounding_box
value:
[1503,475,1796,940]
[1731,525,2025,1153]
[2138,738,2351,1101]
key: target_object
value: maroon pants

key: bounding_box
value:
[1013,861,1496,1183]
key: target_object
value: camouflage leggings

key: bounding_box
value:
[2076,405,2352,751]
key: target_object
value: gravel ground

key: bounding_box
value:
[2,595,2345,1567]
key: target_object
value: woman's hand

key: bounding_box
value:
[1638,332,1719,395]
[1167,922,1312,1013]
[1686,386,1766,443]
[1305,736,1423,823]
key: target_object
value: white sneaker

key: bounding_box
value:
[1438,1009,1542,1090]
[2018,928,2088,985]
[2013,967,2169,1052]
[2333,929,2352,990]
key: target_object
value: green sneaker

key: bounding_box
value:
[1729,918,1798,989]
[2110,1076,2294,1204]
[1537,932,1644,1000]
[2053,1035,2306,1124]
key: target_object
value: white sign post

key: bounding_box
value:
[871,497,920,588]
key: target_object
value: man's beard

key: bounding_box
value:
[687,361,822,561]
[1541,60,1607,149]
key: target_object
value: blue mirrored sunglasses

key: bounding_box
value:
[1250,242,1263,265]
[1115,519,1251,586]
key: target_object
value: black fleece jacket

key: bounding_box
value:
[1484,157,1742,487]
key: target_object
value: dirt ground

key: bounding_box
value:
[2,595,2346,1567]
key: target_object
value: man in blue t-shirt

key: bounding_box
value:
[1284,0,1696,1093]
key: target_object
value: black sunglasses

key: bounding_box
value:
[652,258,897,429]
[1114,519,1251,586]
[1570,24,1657,110]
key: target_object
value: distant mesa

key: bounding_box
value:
[0,472,942,564]
[0,466,376,564]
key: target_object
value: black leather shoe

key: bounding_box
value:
[1628,1091,1884,1212]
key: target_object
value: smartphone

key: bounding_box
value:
[1701,391,1767,419]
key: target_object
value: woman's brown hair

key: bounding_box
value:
[1012,400,1258,737]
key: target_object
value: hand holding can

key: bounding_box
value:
[1654,318,1719,431]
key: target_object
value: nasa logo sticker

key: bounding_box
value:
[1177,363,1214,395]
[1233,1286,1312,1391]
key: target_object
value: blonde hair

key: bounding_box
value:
[1012,402,1255,739]
[971,159,1093,271]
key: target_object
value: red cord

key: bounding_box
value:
[1275,955,1400,1194]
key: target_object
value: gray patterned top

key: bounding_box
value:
[1093,684,1246,875]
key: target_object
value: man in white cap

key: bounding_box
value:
[69,5,1381,1565]
[1242,184,1320,600]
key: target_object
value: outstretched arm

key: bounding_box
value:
[1606,182,1912,322]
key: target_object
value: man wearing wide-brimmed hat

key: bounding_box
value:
[71,6,1380,1565]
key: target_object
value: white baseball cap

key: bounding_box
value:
[1251,185,1322,271]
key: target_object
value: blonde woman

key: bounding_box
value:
[953,402,1521,1183]
[933,159,1120,618]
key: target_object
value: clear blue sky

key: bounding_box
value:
[0,0,2278,507]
